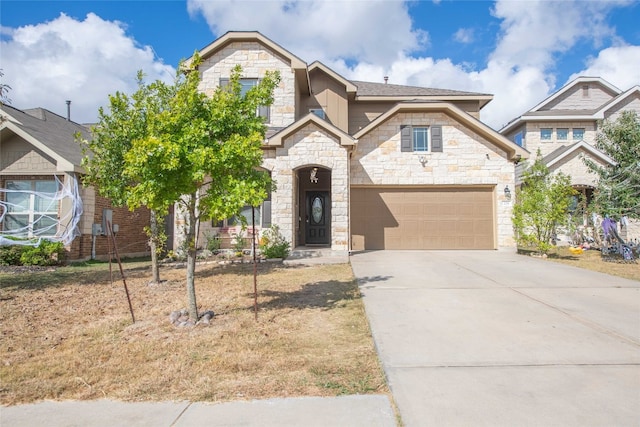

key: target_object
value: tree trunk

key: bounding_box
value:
[186,197,199,321]
[149,210,161,284]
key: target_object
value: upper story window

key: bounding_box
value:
[513,131,524,147]
[573,128,585,141]
[400,125,443,152]
[3,180,59,237]
[540,128,552,141]
[309,108,326,120]
[220,77,270,122]
[557,128,568,141]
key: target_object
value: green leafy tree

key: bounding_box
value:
[584,110,640,220]
[78,72,172,284]
[122,57,279,320]
[513,151,577,254]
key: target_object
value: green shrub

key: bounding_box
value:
[259,225,290,259]
[232,231,246,254]
[204,231,222,253]
[0,240,65,266]
[0,245,23,265]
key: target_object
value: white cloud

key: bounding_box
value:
[570,45,640,90]
[187,0,428,67]
[0,13,175,123]
[454,28,474,44]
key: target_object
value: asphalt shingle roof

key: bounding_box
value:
[1,104,91,168]
[351,80,491,97]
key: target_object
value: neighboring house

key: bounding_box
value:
[500,77,640,241]
[0,104,150,260]
[188,31,529,252]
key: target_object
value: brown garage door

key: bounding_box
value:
[351,187,495,250]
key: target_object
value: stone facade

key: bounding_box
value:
[198,41,296,128]
[523,122,597,157]
[262,124,350,251]
[351,112,516,248]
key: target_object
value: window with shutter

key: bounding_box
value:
[401,125,440,152]
[431,125,442,152]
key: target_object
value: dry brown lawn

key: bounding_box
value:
[522,247,639,281]
[0,260,388,405]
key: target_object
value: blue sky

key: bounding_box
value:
[2,0,639,129]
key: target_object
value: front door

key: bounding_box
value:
[305,191,330,245]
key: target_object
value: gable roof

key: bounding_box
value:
[308,61,357,94]
[353,101,529,162]
[499,76,627,134]
[594,85,640,118]
[543,140,615,169]
[0,104,90,173]
[529,76,621,113]
[186,31,311,96]
[265,113,356,147]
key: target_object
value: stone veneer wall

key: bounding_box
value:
[350,112,516,249]
[547,151,604,187]
[524,122,597,157]
[262,124,350,251]
[197,41,296,128]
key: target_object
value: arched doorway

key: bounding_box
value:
[296,166,331,246]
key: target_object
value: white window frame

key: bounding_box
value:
[573,128,585,141]
[540,128,552,141]
[412,126,430,152]
[3,180,60,237]
[557,128,569,141]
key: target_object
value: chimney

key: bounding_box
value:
[384,76,389,84]
[66,100,71,121]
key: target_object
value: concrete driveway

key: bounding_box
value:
[350,250,640,427]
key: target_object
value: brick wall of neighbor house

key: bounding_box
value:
[350,112,516,248]
[262,124,350,251]
[525,122,597,157]
[198,41,296,128]
[547,152,604,187]
[68,195,150,260]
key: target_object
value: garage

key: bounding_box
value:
[350,187,495,250]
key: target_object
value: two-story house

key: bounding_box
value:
[183,31,529,253]
[500,77,640,241]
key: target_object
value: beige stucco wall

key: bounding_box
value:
[262,124,350,251]
[197,41,296,128]
[350,111,516,248]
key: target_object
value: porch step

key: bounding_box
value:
[285,247,349,265]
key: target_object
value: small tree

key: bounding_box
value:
[79,72,171,284]
[122,57,279,320]
[584,110,640,221]
[513,151,577,254]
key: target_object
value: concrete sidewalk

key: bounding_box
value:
[1,395,396,427]
[351,250,640,427]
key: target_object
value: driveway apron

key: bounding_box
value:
[350,250,640,427]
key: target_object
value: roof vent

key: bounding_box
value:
[66,100,71,121]
[384,76,389,84]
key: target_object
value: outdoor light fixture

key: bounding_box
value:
[504,185,511,200]
[310,167,319,183]
[418,155,428,166]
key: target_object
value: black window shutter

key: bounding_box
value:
[431,125,443,152]
[261,200,272,227]
[400,125,412,152]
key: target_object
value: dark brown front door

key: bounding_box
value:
[305,191,330,245]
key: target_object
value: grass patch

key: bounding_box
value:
[519,247,639,281]
[0,261,388,405]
